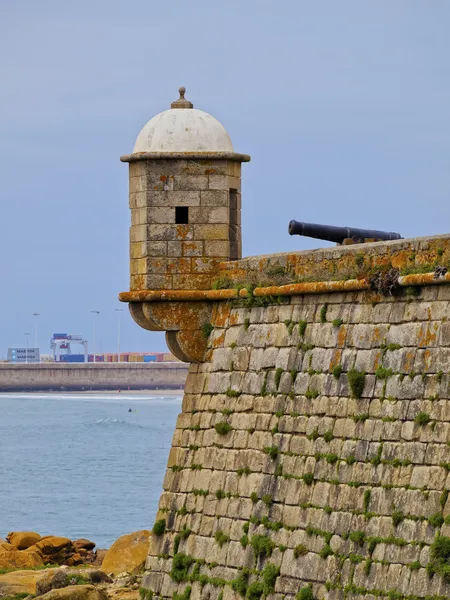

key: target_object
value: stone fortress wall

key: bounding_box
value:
[121,88,450,600]
[141,236,450,600]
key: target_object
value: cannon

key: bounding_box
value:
[288,220,403,245]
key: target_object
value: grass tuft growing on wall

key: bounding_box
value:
[296,584,315,600]
[250,535,275,558]
[415,412,431,425]
[152,519,166,536]
[348,368,366,399]
[215,421,232,435]
[201,323,214,338]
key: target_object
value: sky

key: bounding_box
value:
[1,1,449,355]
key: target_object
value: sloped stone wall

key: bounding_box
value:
[143,283,450,600]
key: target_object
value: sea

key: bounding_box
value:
[0,392,182,549]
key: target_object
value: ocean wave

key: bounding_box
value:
[89,417,147,429]
[0,393,182,401]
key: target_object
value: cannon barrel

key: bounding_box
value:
[288,220,402,244]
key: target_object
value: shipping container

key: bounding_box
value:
[60,354,85,363]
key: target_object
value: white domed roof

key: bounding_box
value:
[132,88,233,154]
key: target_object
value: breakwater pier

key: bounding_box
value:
[0,362,188,391]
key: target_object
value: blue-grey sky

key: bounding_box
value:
[1,1,449,355]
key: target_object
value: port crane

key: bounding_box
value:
[50,333,89,363]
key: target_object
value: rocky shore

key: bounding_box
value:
[0,530,150,600]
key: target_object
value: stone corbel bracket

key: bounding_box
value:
[124,298,214,363]
[119,288,237,363]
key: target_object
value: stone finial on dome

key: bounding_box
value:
[171,87,194,109]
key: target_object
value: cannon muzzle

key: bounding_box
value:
[288,220,402,244]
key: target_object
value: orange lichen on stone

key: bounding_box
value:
[423,349,432,371]
[417,323,438,347]
[402,350,415,373]
[214,303,231,328]
[176,225,191,240]
[175,330,208,363]
[372,350,383,371]
[167,258,191,274]
[119,289,239,303]
[254,279,369,297]
[191,258,221,274]
[212,331,225,348]
[400,273,450,286]
[183,242,202,255]
[390,250,410,270]
[144,301,212,332]
[228,311,239,326]
[337,326,347,348]
[329,349,342,370]
[371,327,383,344]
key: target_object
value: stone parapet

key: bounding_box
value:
[121,234,450,363]
[219,233,450,287]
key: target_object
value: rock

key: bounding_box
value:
[92,549,108,567]
[37,584,109,600]
[7,531,42,550]
[64,554,83,567]
[35,537,75,565]
[0,547,44,570]
[87,570,111,585]
[37,537,73,553]
[101,530,151,576]
[36,568,112,596]
[108,588,139,600]
[37,571,59,596]
[0,568,58,596]
[0,541,15,551]
[52,570,72,590]
[73,539,95,551]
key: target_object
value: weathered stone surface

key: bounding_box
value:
[6,531,41,550]
[36,569,112,596]
[0,568,59,596]
[37,584,108,600]
[136,278,450,600]
[101,530,151,576]
[0,546,44,570]
[73,538,95,551]
[35,536,75,564]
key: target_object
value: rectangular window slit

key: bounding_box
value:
[229,189,239,260]
[175,206,189,224]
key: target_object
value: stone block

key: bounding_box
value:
[129,191,147,208]
[129,175,147,194]
[166,191,201,206]
[130,273,172,290]
[173,175,209,191]
[200,190,230,207]
[191,257,221,273]
[146,224,192,241]
[172,274,214,290]
[190,206,229,224]
[208,175,241,191]
[148,207,176,224]
[193,224,229,240]
[204,240,230,257]
[130,224,147,242]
